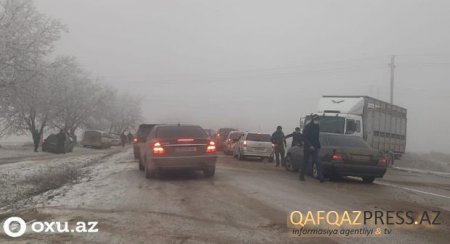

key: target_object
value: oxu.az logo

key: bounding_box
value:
[2,216,99,237]
[3,217,27,238]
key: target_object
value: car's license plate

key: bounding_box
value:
[352,155,370,162]
[175,147,197,152]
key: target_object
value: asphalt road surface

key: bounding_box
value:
[3,149,449,243]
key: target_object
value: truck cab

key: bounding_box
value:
[301,113,363,137]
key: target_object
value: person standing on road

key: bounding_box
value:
[271,126,286,167]
[300,114,324,182]
[285,127,303,147]
[127,132,133,144]
[56,129,66,154]
[120,132,127,147]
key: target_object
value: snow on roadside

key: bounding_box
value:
[0,149,123,210]
[396,152,450,173]
[43,149,134,209]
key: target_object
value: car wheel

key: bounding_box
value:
[268,156,274,163]
[285,155,297,172]
[204,166,215,177]
[362,177,375,183]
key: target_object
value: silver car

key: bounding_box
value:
[223,131,244,155]
[233,132,274,161]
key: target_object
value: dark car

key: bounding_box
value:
[42,134,75,153]
[284,133,387,183]
[133,124,158,159]
[214,127,237,150]
[139,124,217,178]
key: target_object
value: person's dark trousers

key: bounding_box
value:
[274,145,285,167]
[300,149,323,181]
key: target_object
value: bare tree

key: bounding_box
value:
[0,61,58,151]
[48,57,111,142]
[84,91,142,135]
[0,0,64,89]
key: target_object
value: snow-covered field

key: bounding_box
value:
[0,147,123,210]
[396,152,450,173]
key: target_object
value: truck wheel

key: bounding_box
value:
[204,166,215,177]
[389,153,395,167]
[362,177,375,183]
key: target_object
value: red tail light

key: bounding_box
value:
[332,154,343,161]
[243,140,247,147]
[132,138,138,143]
[378,157,388,166]
[152,142,165,155]
[206,141,216,153]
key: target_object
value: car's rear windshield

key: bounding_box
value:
[324,135,369,148]
[156,126,207,139]
[219,128,236,135]
[137,124,156,137]
[246,133,271,142]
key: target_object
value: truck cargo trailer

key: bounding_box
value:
[301,95,407,163]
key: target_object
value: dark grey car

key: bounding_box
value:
[284,133,387,183]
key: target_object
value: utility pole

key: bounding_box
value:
[389,55,396,104]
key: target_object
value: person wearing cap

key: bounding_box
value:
[300,114,324,182]
[285,127,304,147]
[271,125,287,167]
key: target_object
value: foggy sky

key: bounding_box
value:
[33,0,450,153]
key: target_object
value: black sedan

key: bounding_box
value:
[42,134,75,154]
[284,133,387,183]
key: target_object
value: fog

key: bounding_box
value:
[33,0,450,153]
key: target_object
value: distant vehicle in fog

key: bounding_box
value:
[223,131,244,155]
[108,134,121,146]
[285,132,388,183]
[215,128,237,150]
[204,129,217,139]
[42,134,75,153]
[139,124,217,178]
[133,124,158,159]
[233,132,274,161]
[302,95,407,165]
[80,130,111,149]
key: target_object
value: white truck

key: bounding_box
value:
[301,95,407,163]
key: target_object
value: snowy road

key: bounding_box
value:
[1,148,449,243]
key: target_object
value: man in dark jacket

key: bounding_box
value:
[120,132,127,147]
[56,129,66,154]
[271,126,286,167]
[300,114,324,182]
[285,127,303,147]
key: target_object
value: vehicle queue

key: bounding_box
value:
[131,115,388,184]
